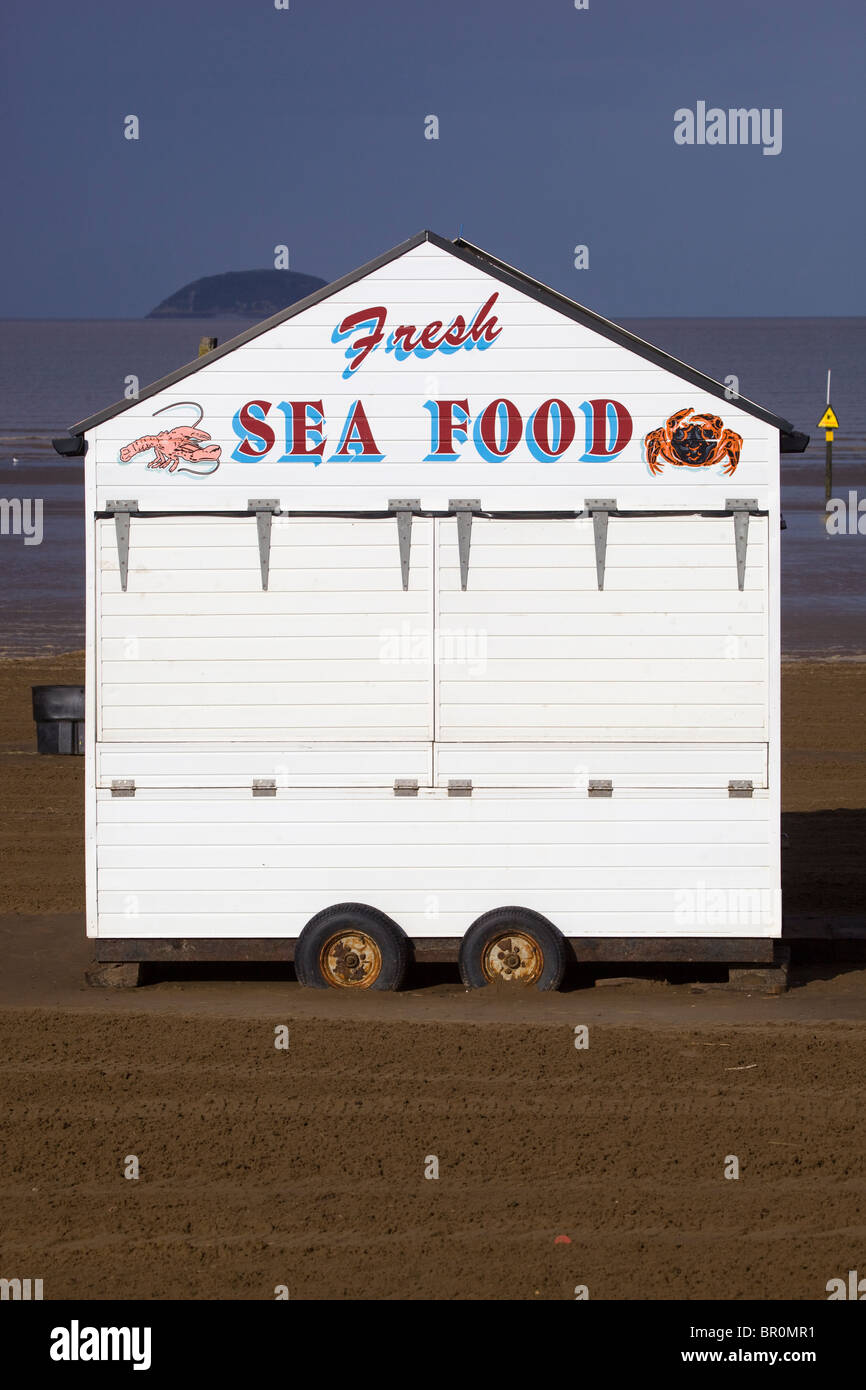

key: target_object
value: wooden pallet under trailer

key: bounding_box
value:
[86,935,794,994]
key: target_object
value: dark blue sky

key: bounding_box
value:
[2,0,863,318]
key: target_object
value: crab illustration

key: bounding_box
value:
[119,425,221,472]
[644,408,742,476]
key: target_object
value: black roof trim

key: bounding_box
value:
[52,433,87,457]
[779,429,810,454]
[67,228,801,443]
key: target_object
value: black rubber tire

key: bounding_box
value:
[459,906,567,992]
[31,685,84,722]
[294,902,410,991]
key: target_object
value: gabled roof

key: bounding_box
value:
[61,230,808,450]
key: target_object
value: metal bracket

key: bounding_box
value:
[588,779,613,798]
[726,499,758,592]
[252,778,277,797]
[110,779,135,798]
[448,499,481,591]
[248,500,280,591]
[584,499,617,590]
[447,779,472,797]
[394,778,419,796]
[106,500,138,592]
[729,779,754,798]
[388,500,421,591]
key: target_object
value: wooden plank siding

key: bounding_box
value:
[94,791,778,940]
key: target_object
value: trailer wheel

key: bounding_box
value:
[294,903,410,990]
[459,907,567,991]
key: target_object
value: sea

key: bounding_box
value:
[0,317,863,657]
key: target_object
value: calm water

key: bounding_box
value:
[0,317,863,655]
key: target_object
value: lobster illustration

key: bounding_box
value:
[644,408,742,477]
[119,402,222,475]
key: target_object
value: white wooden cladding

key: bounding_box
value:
[437,515,767,742]
[97,743,434,788]
[97,516,434,743]
[96,743,765,790]
[95,791,778,940]
[97,513,768,749]
[432,743,766,790]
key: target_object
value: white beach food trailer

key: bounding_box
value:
[55,232,808,990]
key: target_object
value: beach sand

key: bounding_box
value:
[1,653,865,1300]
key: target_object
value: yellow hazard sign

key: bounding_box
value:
[818,405,839,431]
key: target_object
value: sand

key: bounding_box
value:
[1,652,865,1299]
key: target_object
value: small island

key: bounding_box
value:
[148,268,327,319]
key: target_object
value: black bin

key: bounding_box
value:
[32,685,85,755]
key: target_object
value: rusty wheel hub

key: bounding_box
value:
[481,931,543,985]
[319,930,383,989]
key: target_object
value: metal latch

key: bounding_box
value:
[447,779,472,797]
[588,779,613,798]
[726,499,758,592]
[394,778,419,796]
[448,499,481,591]
[252,778,277,797]
[110,779,135,798]
[728,779,754,798]
[584,499,617,590]
[388,500,421,591]
[248,499,280,591]
[106,500,138,593]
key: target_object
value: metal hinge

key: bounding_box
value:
[388,500,421,591]
[394,778,419,796]
[588,779,613,798]
[106,500,139,592]
[726,499,759,592]
[110,779,135,798]
[252,778,277,797]
[447,779,472,797]
[448,499,481,591]
[248,499,280,591]
[584,499,617,590]
[728,779,754,798]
